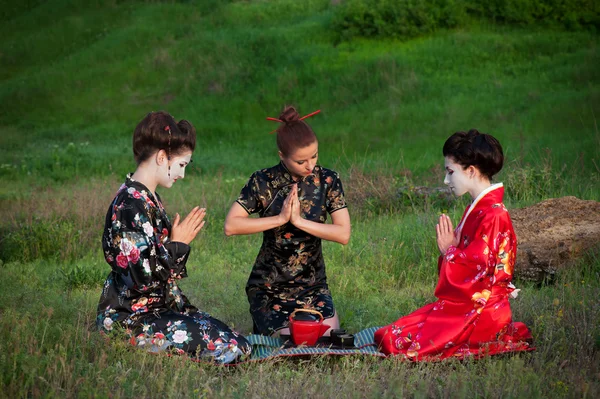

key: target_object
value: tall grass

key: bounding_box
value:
[0,1,598,397]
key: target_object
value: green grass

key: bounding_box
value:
[0,0,599,397]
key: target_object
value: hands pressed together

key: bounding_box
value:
[171,206,206,245]
[279,184,303,227]
[436,213,458,255]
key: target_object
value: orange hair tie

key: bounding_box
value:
[266,109,321,134]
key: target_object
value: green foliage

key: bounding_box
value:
[331,0,468,41]
[505,163,557,203]
[53,263,106,290]
[0,218,99,263]
[1,221,68,262]
[468,0,600,30]
[331,0,600,41]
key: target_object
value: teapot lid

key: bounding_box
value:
[292,312,320,322]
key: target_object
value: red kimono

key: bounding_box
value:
[374,184,533,360]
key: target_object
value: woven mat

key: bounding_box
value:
[246,326,385,361]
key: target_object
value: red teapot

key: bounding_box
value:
[288,309,331,346]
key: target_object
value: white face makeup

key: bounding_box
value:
[158,150,193,188]
[279,141,319,180]
[444,157,472,197]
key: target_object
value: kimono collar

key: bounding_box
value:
[124,173,163,208]
[456,183,504,236]
[277,161,318,184]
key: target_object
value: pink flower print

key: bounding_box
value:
[120,238,135,256]
[128,246,140,264]
[453,344,471,358]
[445,247,457,261]
[103,317,114,331]
[394,336,411,349]
[116,253,129,269]
[142,259,151,274]
[471,269,487,283]
[142,222,153,237]
[172,330,189,344]
[132,191,141,199]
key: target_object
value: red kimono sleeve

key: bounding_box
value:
[434,208,512,303]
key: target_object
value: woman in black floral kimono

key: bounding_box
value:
[224,106,351,336]
[97,111,251,364]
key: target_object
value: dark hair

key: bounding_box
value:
[133,111,196,164]
[275,106,317,156]
[442,129,504,180]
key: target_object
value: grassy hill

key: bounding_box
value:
[0,1,598,397]
[1,0,598,186]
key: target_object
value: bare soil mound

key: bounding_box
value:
[511,196,600,283]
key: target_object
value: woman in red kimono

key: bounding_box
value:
[374,129,533,360]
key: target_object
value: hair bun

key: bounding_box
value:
[467,128,481,138]
[278,106,300,124]
[177,119,196,137]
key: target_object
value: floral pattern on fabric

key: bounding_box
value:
[374,185,533,361]
[236,162,347,335]
[97,175,251,364]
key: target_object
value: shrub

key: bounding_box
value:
[331,0,599,41]
[468,0,600,30]
[331,0,467,41]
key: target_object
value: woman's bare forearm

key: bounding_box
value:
[293,218,350,245]
[224,214,285,236]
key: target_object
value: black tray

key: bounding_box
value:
[279,334,356,350]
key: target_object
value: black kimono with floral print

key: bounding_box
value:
[237,162,347,335]
[97,175,251,364]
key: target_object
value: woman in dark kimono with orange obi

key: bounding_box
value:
[224,106,351,336]
[375,129,534,360]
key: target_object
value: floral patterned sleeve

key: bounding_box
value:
[104,192,190,288]
[325,171,348,214]
[236,172,264,215]
[435,209,516,302]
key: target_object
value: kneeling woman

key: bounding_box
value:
[375,129,534,360]
[97,111,251,364]
[224,106,351,336]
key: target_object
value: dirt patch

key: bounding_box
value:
[511,196,600,283]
